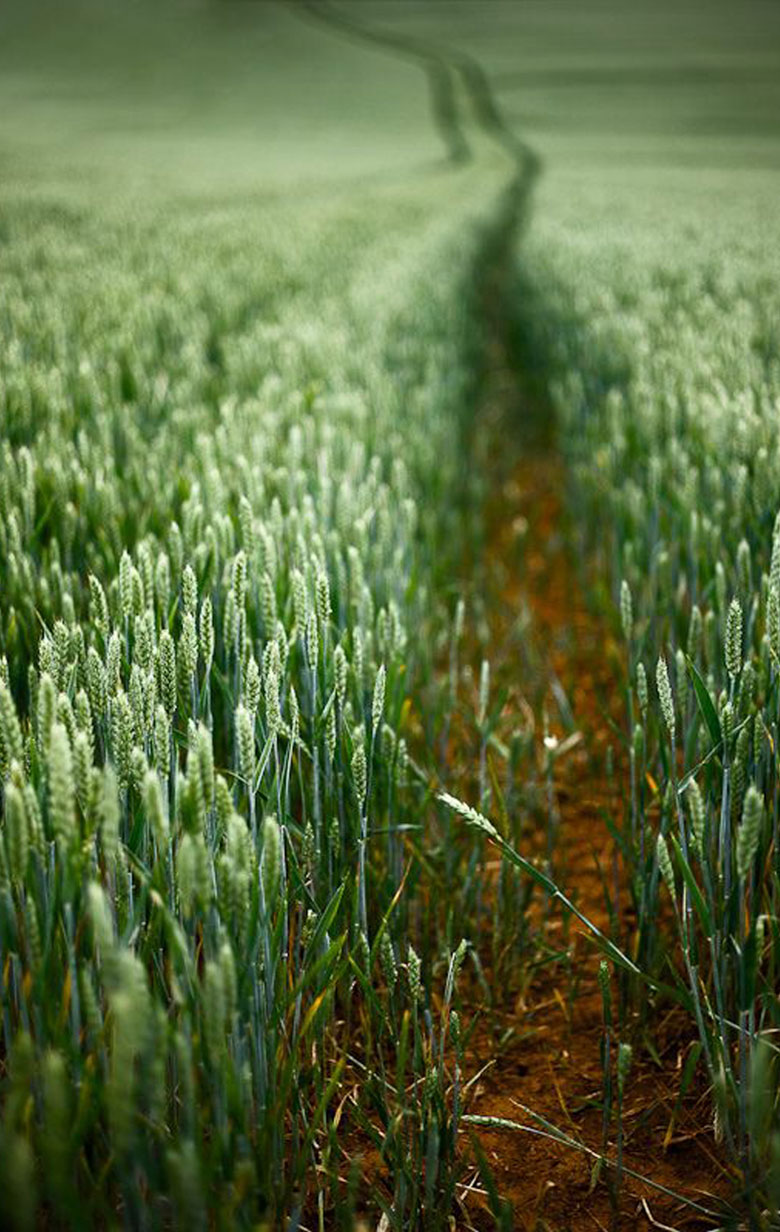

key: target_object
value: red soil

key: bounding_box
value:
[459,443,730,1230]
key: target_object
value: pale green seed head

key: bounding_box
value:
[158,631,177,716]
[231,551,247,607]
[737,785,763,883]
[261,814,282,908]
[177,832,211,916]
[214,774,232,841]
[133,611,153,673]
[37,671,57,755]
[199,597,214,669]
[194,724,214,811]
[87,647,107,720]
[88,575,110,639]
[180,612,198,681]
[675,648,688,713]
[372,664,386,737]
[99,764,120,865]
[306,610,319,675]
[687,779,706,859]
[351,735,367,809]
[73,729,92,810]
[407,945,423,1004]
[4,780,28,883]
[87,881,115,952]
[656,833,675,895]
[289,684,300,744]
[244,656,261,715]
[334,644,348,711]
[316,568,331,632]
[265,667,282,739]
[380,930,397,993]
[155,553,171,618]
[182,564,197,617]
[202,960,226,1060]
[725,598,743,679]
[238,494,255,556]
[143,770,169,849]
[153,705,170,780]
[655,656,675,744]
[48,722,76,854]
[325,704,336,762]
[0,680,24,775]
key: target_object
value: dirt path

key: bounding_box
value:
[297,12,726,1226]
[457,329,727,1231]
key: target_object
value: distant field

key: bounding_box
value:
[1,2,780,1228]
[0,2,447,197]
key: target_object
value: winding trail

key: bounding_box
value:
[298,0,540,219]
[294,3,725,1225]
[457,297,725,1228]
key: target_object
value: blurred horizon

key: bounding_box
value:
[2,0,779,206]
